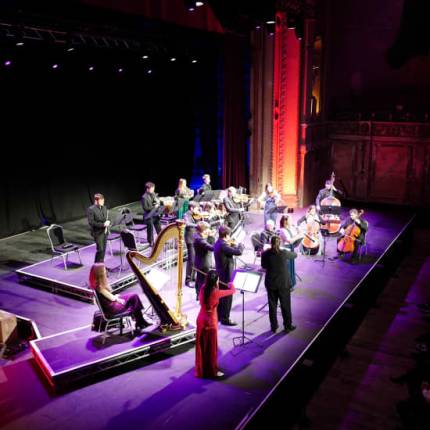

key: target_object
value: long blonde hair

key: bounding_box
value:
[89,263,110,291]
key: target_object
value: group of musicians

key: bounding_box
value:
[87,173,368,331]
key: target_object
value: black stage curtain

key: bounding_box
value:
[0,39,221,238]
[222,34,250,190]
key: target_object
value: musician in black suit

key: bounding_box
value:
[198,174,212,195]
[261,235,297,333]
[223,186,244,230]
[141,182,162,246]
[193,221,216,300]
[183,202,200,286]
[338,208,368,263]
[316,179,342,212]
[214,225,244,325]
[87,193,110,263]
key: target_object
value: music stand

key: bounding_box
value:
[314,205,341,266]
[232,269,263,348]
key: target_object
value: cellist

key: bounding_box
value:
[337,209,368,263]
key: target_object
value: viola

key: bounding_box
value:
[337,210,364,253]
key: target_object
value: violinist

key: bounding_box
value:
[141,182,162,247]
[223,186,245,230]
[260,219,278,247]
[337,209,368,263]
[258,183,281,226]
[214,225,244,325]
[183,202,201,286]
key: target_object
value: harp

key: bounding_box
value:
[126,220,187,331]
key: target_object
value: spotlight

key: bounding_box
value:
[255,25,261,30]
[196,1,204,6]
[170,57,176,62]
[191,59,198,63]
[185,1,203,11]
[142,55,149,59]
[147,69,152,74]
[266,20,275,25]
[4,60,12,66]
[52,64,59,69]
[88,66,94,71]
[67,47,75,52]
[118,67,124,73]
[16,42,24,47]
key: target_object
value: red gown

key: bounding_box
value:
[195,285,236,378]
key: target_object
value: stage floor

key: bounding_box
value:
[0,206,415,430]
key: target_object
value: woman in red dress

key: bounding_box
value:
[195,270,236,378]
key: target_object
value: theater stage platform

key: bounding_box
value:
[0,207,414,430]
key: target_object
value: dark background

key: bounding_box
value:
[0,11,225,238]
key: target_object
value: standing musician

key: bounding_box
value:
[214,225,244,326]
[193,221,216,300]
[337,209,368,263]
[279,215,303,289]
[87,193,110,263]
[175,178,194,219]
[183,202,201,287]
[261,235,297,333]
[141,182,162,247]
[198,174,212,196]
[223,186,245,230]
[258,183,281,226]
[316,177,342,212]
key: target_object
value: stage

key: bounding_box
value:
[0,206,415,430]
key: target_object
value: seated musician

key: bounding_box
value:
[223,186,244,230]
[183,201,201,287]
[338,209,368,263]
[89,263,149,331]
[193,221,216,300]
[198,174,212,196]
[258,183,281,227]
[141,182,162,247]
[316,179,341,212]
[297,205,323,256]
[175,178,194,218]
[260,219,278,247]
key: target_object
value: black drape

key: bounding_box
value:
[222,34,250,189]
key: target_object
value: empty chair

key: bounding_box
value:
[119,208,146,242]
[250,231,265,264]
[47,224,82,270]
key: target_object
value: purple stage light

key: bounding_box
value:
[255,25,261,30]
[118,68,124,73]
[88,66,94,71]
[52,64,59,69]
[4,60,11,66]
[147,69,152,74]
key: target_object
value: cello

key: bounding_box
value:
[337,210,364,254]
[320,171,341,234]
[301,214,320,255]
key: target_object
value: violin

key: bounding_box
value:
[192,211,211,221]
[337,210,364,254]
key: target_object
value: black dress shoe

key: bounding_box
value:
[271,326,279,333]
[284,324,296,333]
[221,319,238,326]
